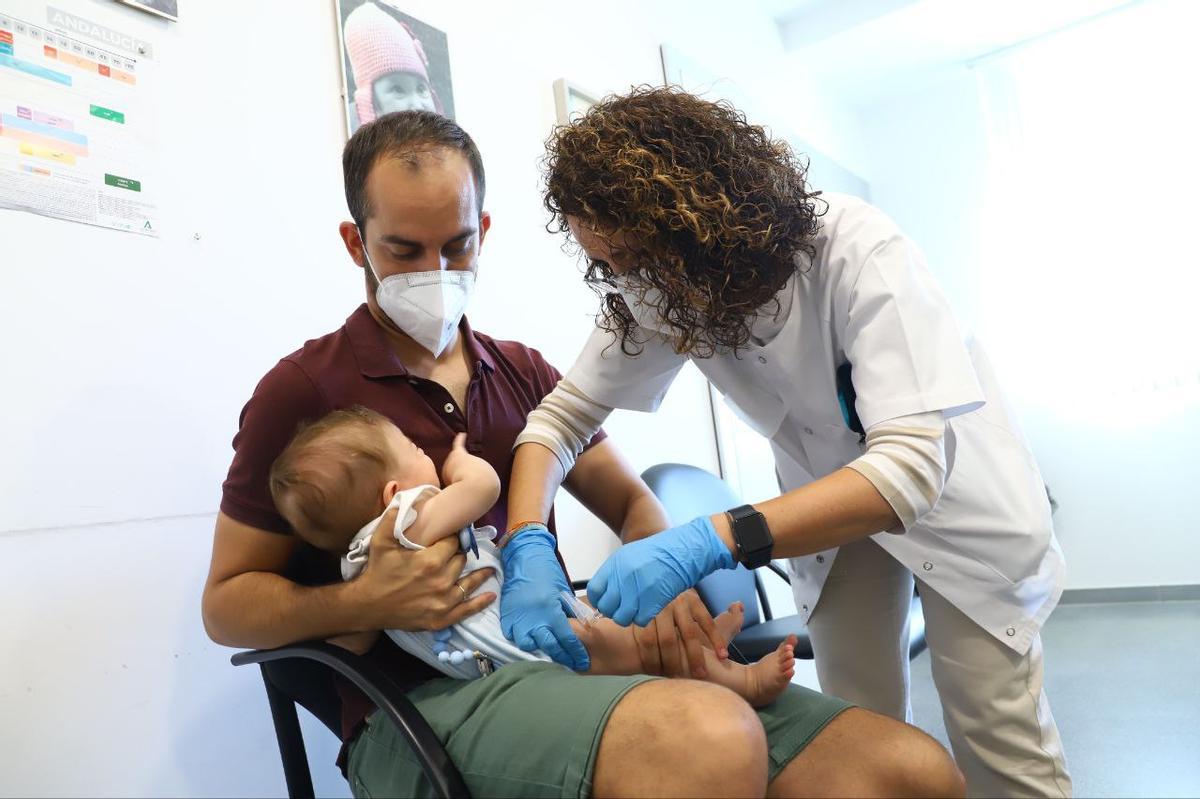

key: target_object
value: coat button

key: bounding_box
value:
[1006,627,1016,637]
[408,378,419,386]
[815,554,825,564]
[804,426,814,435]
[801,604,809,613]
[923,561,933,571]
[757,355,767,364]
[443,402,455,414]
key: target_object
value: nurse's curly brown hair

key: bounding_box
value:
[543,85,825,356]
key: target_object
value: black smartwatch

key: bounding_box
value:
[726,504,774,569]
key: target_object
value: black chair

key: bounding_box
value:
[641,463,927,663]
[231,642,469,799]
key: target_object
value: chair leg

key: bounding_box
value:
[260,665,316,799]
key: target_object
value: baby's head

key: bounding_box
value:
[268,406,439,552]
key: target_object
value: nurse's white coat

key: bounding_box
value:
[566,193,1064,653]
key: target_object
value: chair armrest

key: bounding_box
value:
[232,642,469,799]
[763,561,791,585]
[752,562,791,621]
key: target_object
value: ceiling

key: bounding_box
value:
[757,0,1144,104]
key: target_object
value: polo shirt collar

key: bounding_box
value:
[345,304,496,378]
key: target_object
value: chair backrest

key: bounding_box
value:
[640,463,762,627]
[269,544,347,737]
[263,658,343,736]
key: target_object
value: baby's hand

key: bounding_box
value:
[442,433,499,487]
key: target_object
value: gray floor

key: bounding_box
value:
[909,600,1200,798]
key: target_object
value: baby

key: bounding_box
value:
[269,406,796,707]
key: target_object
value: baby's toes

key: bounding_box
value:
[778,635,798,665]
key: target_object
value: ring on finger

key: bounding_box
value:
[455,580,469,603]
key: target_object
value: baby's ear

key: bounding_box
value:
[381,480,401,507]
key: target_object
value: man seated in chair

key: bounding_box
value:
[201,109,965,798]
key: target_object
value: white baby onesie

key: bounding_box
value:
[341,484,551,680]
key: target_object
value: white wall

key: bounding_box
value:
[851,64,1200,590]
[0,0,856,795]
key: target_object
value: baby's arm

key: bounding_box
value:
[406,434,501,547]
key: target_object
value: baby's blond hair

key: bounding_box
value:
[269,406,397,551]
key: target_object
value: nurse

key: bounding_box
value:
[504,87,1072,797]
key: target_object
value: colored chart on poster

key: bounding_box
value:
[0,3,158,235]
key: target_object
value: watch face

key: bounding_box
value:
[730,506,773,567]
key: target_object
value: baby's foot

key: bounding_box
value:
[713,601,746,646]
[742,634,797,708]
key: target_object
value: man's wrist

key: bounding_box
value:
[337,574,378,632]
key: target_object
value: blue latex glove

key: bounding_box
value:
[500,524,591,671]
[588,516,735,627]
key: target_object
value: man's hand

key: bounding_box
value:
[354,505,496,631]
[632,589,727,678]
[500,524,590,671]
[588,515,735,626]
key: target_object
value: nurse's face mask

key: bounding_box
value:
[359,226,475,357]
[607,273,678,335]
[609,271,724,343]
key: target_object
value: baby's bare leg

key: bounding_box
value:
[569,619,644,676]
[570,601,744,675]
[570,608,798,708]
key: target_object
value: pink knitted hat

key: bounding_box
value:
[344,3,440,124]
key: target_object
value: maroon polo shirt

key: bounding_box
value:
[220,303,605,761]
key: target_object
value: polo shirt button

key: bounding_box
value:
[757,355,767,364]
[815,554,825,564]
[1006,627,1016,637]
[923,561,933,571]
[803,426,814,435]
[443,402,454,414]
[801,604,809,613]
[408,379,419,386]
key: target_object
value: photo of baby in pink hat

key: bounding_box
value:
[337,1,456,132]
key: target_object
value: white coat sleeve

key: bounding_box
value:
[837,227,985,430]
[563,323,688,413]
[845,411,947,531]
[512,323,686,474]
[513,378,614,475]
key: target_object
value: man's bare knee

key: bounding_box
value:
[858,711,965,798]
[593,679,767,797]
[683,682,768,778]
[770,707,963,799]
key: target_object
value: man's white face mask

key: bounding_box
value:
[360,227,475,356]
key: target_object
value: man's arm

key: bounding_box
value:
[201,509,496,650]
[202,512,364,649]
[562,438,669,542]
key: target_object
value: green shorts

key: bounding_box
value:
[347,661,852,798]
